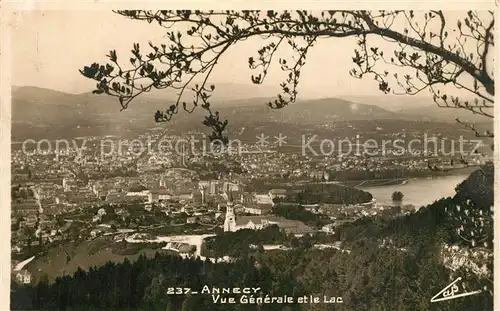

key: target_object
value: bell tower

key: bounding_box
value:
[223,192,236,232]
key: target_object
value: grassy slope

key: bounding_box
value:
[25,237,174,283]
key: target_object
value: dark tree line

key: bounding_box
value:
[12,227,492,311]
[284,184,373,205]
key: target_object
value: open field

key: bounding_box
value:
[24,237,176,283]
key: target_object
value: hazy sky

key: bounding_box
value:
[11,10,484,99]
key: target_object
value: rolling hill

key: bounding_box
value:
[11,86,401,140]
[11,86,491,142]
[341,94,493,123]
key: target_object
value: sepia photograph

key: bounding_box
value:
[4,5,496,311]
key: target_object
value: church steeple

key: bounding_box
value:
[223,191,236,232]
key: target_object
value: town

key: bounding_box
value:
[10,124,491,285]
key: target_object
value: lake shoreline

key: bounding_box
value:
[338,166,479,188]
[357,173,471,209]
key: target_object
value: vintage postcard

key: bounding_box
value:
[1,2,497,311]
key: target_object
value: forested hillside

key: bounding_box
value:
[11,163,494,311]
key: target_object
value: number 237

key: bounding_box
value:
[166,288,191,295]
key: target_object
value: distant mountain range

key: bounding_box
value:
[11,86,493,141]
[12,86,156,141]
[341,94,492,123]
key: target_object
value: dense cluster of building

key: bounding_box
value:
[10,127,491,285]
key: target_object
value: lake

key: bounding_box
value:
[359,173,471,209]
